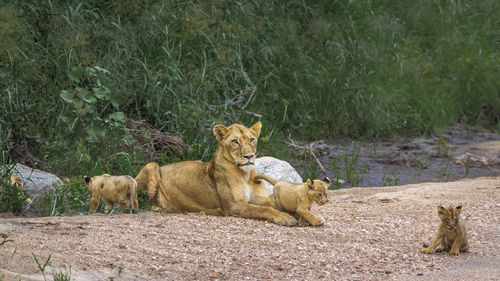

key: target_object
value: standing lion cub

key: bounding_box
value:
[84,174,138,214]
[421,205,469,255]
[254,175,331,226]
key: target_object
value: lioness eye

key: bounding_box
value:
[232,139,239,145]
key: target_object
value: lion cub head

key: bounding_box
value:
[438,205,462,231]
[306,178,330,205]
[213,121,261,171]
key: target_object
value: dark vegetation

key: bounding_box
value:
[0,0,499,212]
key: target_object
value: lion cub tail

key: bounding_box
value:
[254,174,279,185]
[128,176,138,214]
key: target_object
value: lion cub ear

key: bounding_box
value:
[323,177,331,184]
[84,176,91,185]
[213,125,229,142]
[306,179,314,189]
[455,205,462,214]
[249,121,262,138]
[437,205,446,214]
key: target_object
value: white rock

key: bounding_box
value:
[10,163,62,197]
[255,156,303,193]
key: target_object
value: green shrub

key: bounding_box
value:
[0,0,498,193]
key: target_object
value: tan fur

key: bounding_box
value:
[254,174,330,226]
[135,122,297,226]
[421,205,469,255]
[135,162,161,201]
[84,174,138,214]
[6,174,32,203]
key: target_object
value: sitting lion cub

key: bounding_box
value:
[421,205,469,255]
[84,174,138,214]
[254,175,330,226]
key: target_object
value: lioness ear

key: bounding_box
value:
[323,177,331,184]
[249,121,262,138]
[84,176,91,184]
[213,125,229,143]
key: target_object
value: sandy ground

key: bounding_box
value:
[1,177,499,281]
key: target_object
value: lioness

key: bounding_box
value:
[84,174,138,214]
[254,174,330,226]
[135,122,297,226]
[421,205,469,255]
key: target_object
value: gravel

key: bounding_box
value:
[1,177,499,280]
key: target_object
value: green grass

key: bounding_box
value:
[0,0,499,210]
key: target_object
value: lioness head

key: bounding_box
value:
[438,205,462,231]
[213,121,262,171]
[306,177,331,205]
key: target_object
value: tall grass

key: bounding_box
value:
[0,0,498,178]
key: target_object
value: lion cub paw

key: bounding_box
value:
[274,214,297,226]
[420,248,432,254]
[448,249,459,256]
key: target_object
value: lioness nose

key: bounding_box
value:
[243,153,254,159]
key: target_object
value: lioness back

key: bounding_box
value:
[158,161,221,212]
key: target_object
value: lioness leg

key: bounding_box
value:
[297,217,309,227]
[296,208,324,226]
[135,162,160,201]
[229,201,297,226]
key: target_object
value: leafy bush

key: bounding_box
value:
[0,0,498,189]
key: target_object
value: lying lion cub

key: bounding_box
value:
[254,175,331,226]
[84,174,138,214]
[421,205,469,255]
[4,174,32,203]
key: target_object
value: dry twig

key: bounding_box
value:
[208,86,262,117]
[281,140,326,172]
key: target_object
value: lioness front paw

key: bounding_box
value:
[448,249,459,256]
[420,248,432,254]
[310,217,325,226]
[274,214,297,226]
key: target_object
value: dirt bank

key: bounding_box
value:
[1,176,499,280]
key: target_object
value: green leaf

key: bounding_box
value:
[93,66,110,74]
[122,132,136,145]
[109,91,124,108]
[108,112,126,122]
[60,90,74,103]
[76,87,96,103]
[68,66,84,82]
[93,86,111,99]
[86,122,105,138]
